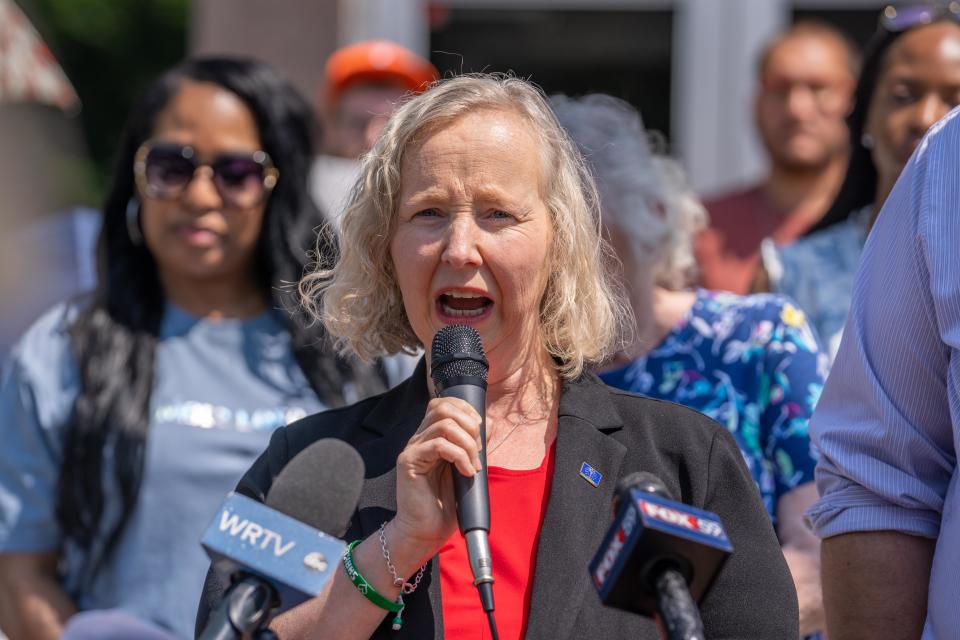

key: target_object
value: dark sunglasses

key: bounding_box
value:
[133,141,279,208]
[880,2,960,31]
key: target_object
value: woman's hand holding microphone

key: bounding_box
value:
[383,396,483,576]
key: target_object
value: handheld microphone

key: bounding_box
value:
[429,325,495,619]
[198,438,365,640]
[589,472,732,640]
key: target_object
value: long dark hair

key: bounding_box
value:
[56,57,380,576]
[809,25,906,232]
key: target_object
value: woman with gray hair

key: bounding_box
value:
[553,93,828,637]
[199,75,798,639]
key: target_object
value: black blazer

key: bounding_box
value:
[197,360,798,639]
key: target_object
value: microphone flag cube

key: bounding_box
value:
[589,490,733,616]
[201,492,347,611]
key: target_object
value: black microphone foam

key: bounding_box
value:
[266,438,365,538]
[430,324,489,389]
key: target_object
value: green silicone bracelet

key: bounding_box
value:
[343,540,404,613]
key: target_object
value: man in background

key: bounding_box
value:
[697,22,858,294]
[309,39,436,386]
[310,39,437,226]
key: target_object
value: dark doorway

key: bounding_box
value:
[430,7,674,139]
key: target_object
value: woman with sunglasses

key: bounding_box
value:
[0,57,380,639]
[767,3,960,359]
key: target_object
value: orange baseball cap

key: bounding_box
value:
[324,39,439,100]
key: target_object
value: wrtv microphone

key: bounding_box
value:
[430,325,498,637]
[589,472,733,640]
[198,439,365,640]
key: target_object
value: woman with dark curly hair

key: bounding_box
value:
[0,57,380,639]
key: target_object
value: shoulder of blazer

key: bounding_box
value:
[570,375,741,509]
[276,357,432,467]
[565,372,730,453]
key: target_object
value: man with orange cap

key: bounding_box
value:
[312,40,438,228]
[311,40,437,386]
[322,39,438,159]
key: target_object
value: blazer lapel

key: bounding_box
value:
[525,375,626,640]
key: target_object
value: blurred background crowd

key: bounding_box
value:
[0,0,930,358]
[1,0,958,639]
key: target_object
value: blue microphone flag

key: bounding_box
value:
[201,492,346,611]
[589,490,732,616]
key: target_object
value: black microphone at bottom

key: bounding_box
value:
[197,438,365,640]
[588,472,733,640]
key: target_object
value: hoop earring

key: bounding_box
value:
[126,197,143,245]
[861,133,875,150]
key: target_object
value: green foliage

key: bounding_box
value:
[26,0,189,201]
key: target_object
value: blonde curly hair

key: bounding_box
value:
[300,74,629,379]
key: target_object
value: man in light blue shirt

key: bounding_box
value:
[806,106,960,639]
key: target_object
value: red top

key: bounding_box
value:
[440,443,556,639]
[696,184,816,294]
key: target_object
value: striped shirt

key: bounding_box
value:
[806,106,960,639]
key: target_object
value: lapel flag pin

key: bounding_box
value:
[579,462,602,487]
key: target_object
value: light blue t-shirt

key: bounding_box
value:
[0,302,325,638]
[767,207,870,360]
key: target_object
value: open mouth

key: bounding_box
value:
[436,291,493,319]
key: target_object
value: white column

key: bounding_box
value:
[672,0,789,196]
[338,0,430,56]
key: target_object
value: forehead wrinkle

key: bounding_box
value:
[399,109,546,207]
[403,158,538,210]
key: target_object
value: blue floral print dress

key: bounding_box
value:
[599,289,828,522]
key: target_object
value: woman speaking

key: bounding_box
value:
[204,74,797,639]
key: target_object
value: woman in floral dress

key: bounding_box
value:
[554,94,829,638]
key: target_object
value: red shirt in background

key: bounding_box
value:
[440,443,556,640]
[696,184,817,294]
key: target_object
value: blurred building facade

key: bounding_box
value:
[191,0,890,198]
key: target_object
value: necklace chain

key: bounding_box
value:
[486,421,525,456]
[486,410,549,456]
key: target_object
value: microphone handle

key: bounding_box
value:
[440,382,491,534]
[199,575,275,640]
[440,381,494,596]
[654,568,705,640]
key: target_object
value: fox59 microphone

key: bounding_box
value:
[589,472,733,640]
[198,439,365,640]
